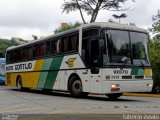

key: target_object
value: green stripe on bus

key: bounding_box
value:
[131,69,138,75]
[44,56,64,89]
[37,58,53,88]
[137,69,144,75]
[131,69,144,75]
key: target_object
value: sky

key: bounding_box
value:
[0,0,159,40]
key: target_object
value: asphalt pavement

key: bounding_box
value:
[0,85,160,120]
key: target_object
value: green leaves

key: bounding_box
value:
[54,22,81,34]
[149,9,160,92]
[62,1,78,14]
[0,38,26,57]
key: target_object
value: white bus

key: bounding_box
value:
[5,22,153,99]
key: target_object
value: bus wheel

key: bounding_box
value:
[16,77,23,91]
[106,93,123,100]
[69,77,84,98]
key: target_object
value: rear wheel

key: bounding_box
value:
[16,76,23,91]
[106,93,123,100]
[69,77,88,98]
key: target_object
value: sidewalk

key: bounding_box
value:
[123,93,160,98]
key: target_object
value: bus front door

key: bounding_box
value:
[89,39,102,93]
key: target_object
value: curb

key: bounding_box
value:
[123,93,160,98]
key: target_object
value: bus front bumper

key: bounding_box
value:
[102,80,153,94]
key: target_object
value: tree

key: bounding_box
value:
[0,38,27,57]
[32,35,38,40]
[150,9,160,35]
[112,13,127,23]
[54,22,81,34]
[149,9,160,93]
[62,0,133,23]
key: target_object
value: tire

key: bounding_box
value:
[16,76,23,91]
[69,77,87,98]
[106,93,123,100]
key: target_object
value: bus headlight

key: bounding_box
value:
[111,84,120,92]
[111,84,120,88]
[112,84,116,88]
[147,83,152,87]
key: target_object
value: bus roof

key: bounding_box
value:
[81,22,147,33]
[7,22,147,51]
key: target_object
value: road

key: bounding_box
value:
[0,85,159,115]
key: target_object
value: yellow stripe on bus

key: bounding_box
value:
[144,69,152,76]
[19,60,44,88]
[28,59,44,88]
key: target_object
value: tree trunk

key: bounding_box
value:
[90,1,102,23]
[76,0,86,24]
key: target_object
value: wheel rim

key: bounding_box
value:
[72,80,82,94]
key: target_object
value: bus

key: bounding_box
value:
[5,22,153,99]
[0,58,5,84]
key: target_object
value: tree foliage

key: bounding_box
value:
[54,22,81,34]
[0,38,27,58]
[149,9,160,93]
[32,35,38,40]
[62,0,133,23]
[150,9,160,34]
[149,40,160,93]
[112,13,127,23]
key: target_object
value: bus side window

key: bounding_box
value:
[10,52,13,63]
[82,39,90,66]
[39,44,44,57]
[63,37,68,52]
[33,45,39,57]
[82,28,99,66]
[68,34,79,52]
[51,40,59,54]
[15,50,19,61]
[6,52,10,63]
[20,49,23,60]
[46,41,51,55]
[23,48,28,60]
[57,40,60,54]
[13,52,16,62]
[17,49,23,61]
[60,37,66,53]
[28,47,33,59]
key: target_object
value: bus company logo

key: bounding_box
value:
[65,58,76,68]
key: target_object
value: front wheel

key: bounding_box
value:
[69,77,88,98]
[106,93,123,100]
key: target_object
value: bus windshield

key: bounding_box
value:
[130,32,150,66]
[103,30,150,67]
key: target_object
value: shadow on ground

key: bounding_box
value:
[6,87,146,102]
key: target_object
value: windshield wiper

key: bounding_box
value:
[138,59,144,68]
[120,57,130,69]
